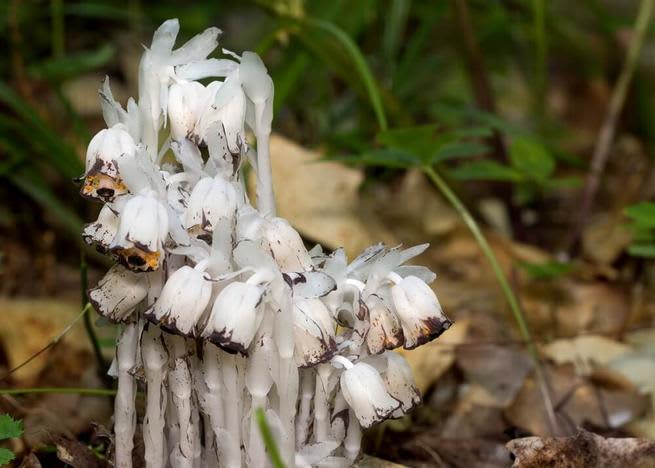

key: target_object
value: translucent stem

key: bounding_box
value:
[114,322,140,468]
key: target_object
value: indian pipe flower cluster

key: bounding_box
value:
[81,19,452,468]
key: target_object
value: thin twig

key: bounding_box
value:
[0,304,90,382]
[564,0,655,255]
[423,166,560,436]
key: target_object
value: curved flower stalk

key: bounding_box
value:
[81,18,452,468]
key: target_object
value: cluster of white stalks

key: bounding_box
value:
[80,19,452,468]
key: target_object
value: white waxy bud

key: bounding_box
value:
[202,282,264,354]
[293,298,337,367]
[82,204,119,253]
[88,264,148,323]
[145,265,212,336]
[365,293,404,355]
[381,352,420,416]
[262,218,312,272]
[391,275,451,350]
[111,193,169,271]
[239,52,273,134]
[340,362,400,429]
[81,127,136,202]
[168,81,223,144]
[184,176,243,241]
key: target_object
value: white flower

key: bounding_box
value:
[82,204,119,253]
[184,175,243,241]
[81,127,136,202]
[99,77,142,141]
[168,80,222,144]
[340,362,400,428]
[110,192,169,271]
[88,264,148,322]
[145,265,212,335]
[293,298,337,367]
[240,51,273,136]
[381,352,420,415]
[390,275,451,349]
[202,281,264,354]
[365,293,404,354]
[262,218,313,272]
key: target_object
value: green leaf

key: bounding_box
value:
[518,261,572,280]
[449,160,524,182]
[326,148,420,169]
[508,136,555,180]
[432,141,489,163]
[628,244,655,258]
[542,177,583,190]
[624,202,655,227]
[376,124,439,157]
[28,44,116,82]
[0,414,23,440]
[0,447,15,466]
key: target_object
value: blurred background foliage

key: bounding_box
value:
[1,0,655,286]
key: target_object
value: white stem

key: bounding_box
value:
[142,326,168,468]
[255,121,275,217]
[344,410,361,462]
[386,271,403,285]
[167,336,197,468]
[296,369,315,446]
[114,322,140,468]
[331,356,354,370]
[221,351,242,468]
[314,364,332,442]
[199,343,225,459]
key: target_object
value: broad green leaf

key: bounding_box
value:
[432,141,489,163]
[624,202,655,227]
[0,414,23,440]
[0,447,15,466]
[628,244,655,258]
[518,261,572,280]
[542,177,583,190]
[449,160,524,182]
[509,136,555,180]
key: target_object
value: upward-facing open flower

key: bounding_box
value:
[202,281,264,354]
[110,192,169,271]
[184,175,243,242]
[81,127,136,202]
[145,264,212,335]
[381,352,420,416]
[390,275,451,349]
[340,361,400,428]
[82,204,119,253]
[88,264,149,323]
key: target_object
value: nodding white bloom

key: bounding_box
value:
[381,352,421,415]
[263,218,313,272]
[145,265,212,335]
[81,127,136,202]
[184,175,243,241]
[240,52,273,135]
[340,362,400,429]
[83,204,119,253]
[111,192,169,271]
[88,264,148,322]
[293,298,337,367]
[202,281,264,354]
[80,18,453,467]
[168,80,221,144]
[365,293,404,355]
[390,275,451,349]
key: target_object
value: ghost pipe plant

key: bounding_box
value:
[81,19,452,468]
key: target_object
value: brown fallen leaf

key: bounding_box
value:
[356,454,408,467]
[18,453,42,468]
[257,134,398,257]
[0,299,92,384]
[507,429,655,468]
[54,435,107,468]
[456,343,532,408]
[542,335,633,376]
[397,320,470,394]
